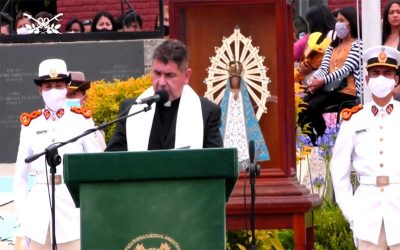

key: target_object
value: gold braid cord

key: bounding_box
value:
[70,107,93,118]
[20,110,43,126]
[341,104,363,121]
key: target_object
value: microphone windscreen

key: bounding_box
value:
[249,140,255,163]
[156,90,169,104]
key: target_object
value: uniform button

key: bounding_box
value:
[379,138,383,142]
[379,150,384,154]
[380,125,383,129]
[381,113,384,118]
[380,163,384,167]
[52,117,56,121]
[381,187,384,192]
[52,128,56,132]
[52,138,55,143]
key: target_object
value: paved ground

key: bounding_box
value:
[0,163,16,250]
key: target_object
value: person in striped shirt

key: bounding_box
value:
[298,6,363,144]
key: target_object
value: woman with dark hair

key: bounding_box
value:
[154,5,169,38]
[91,11,116,32]
[298,6,363,144]
[383,0,400,49]
[293,15,307,41]
[294,4,336,62]
[65,18,84,33]
[14,11,33,34]
[294,4,336,85]
[382,0,400,100]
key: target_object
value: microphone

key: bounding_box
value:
[246,140,260,176]
[134,90,169,105]
[249,139,255,163]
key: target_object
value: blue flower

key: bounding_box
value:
[312,176,325,188]
[296,133,313,149]
[314,124,341,202]
[316,125,340,161]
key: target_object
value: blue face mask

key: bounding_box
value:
[335,22,349,39]
[65,98,81,107]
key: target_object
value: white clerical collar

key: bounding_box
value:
[164,101,172,107]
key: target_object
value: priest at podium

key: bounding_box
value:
[106,39,223,151]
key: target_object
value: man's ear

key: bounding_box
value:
[395,75,400,87]
[38,86,43,95]
[184,68,192,84]
[365,75,369,85]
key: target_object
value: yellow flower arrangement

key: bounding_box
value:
[84,74,152,142]
[294,82,307,124]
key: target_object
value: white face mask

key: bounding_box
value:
[368,75,395,98]
[16,27,29,35]
[42,88,67,111]
[65,98,81,107]
[335,22,349,39]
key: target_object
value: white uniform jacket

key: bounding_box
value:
[14,106,103,244]
[331,99,400,246]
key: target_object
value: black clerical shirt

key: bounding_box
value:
[148,98,180,150]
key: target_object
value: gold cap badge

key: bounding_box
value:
[378,48,388,63]
[49,68,58,78]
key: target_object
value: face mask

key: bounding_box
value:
[163,25,169,36]
[17,27,29,35]
[368,75,395,98]
[65,98,81,107]
[335,22,349,39]
[42,88,67,111]
[97,28,112,32]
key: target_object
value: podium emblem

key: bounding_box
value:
[124,233,181,250]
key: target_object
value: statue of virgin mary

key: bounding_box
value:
[219,61,270,169]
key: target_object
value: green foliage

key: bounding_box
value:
[226,230,284,250]
[314,202,356,250]
[277,229,294,250]
[84,75,152,142]
[226,202,355,249]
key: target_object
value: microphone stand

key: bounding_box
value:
[120,0,136,32]
[45,144,61,250]
[159,0,164,36]
[119,0,124,30]
[247,140,260,250]
[25,104,152,250]
[0,0,13,35]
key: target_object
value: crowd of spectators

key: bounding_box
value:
[294,1,400,145]
[0,8,167,36]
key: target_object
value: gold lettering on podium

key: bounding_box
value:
[125,233,181,250]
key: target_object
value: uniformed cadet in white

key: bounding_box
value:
[331,45,400,250]
[13,59,103,250]
[66,71,106,150]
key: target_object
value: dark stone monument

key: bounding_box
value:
[0,37,162,163]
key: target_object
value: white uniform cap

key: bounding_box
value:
[34,59,70,85]
[363,45,400,70]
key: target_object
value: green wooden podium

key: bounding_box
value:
[63,148,238,250]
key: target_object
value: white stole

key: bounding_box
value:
[126,85,203,151]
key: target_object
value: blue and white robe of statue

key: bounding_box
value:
[219,79,270,169]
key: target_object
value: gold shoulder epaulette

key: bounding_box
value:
[341,104,363,121]
[70,107,93,118]
[20,110,43,126]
